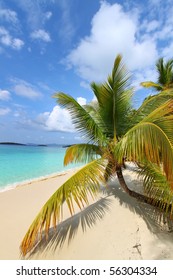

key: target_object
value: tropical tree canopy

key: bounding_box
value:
[21,55,173,256]
[141,57,173,91]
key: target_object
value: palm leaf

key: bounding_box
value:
[132,91,173,125]
[64,143,102,165]
[140,100,173,145]
[91,55,133,139]
[137,161,173,213]
[141,57,173,91]
[20,158,106,256]
[156,58,173,87]
[114,101,173,187]
[53,92,107,145]
[140,100,173,123]
[140,81,163,91]
[153,115,173,145]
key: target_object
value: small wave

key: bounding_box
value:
[0,166,81,193]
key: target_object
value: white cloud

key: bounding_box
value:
[11,79,42,100]
[66,1,158,83]
[0,27,8,36]
[0,27,24,50]
[0,90,11,101]
[58,0,75,41]
[80,81,91,90]
[162,42,173,59]
[77,97,87,106]
[37,96,88,132]
[0,9,18,24]
[14,1,53,30]
[0,107,11,116]
[141,20,160,33]
[30,29,51,42]
[0,34,11,46]
[12,38,24,50]
[133,68,157,90]
[45,11,52,20]
[14,112,20,118]
[14,0,42,29]
[37,106,75,132]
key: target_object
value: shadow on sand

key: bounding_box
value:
[25,174,173,259]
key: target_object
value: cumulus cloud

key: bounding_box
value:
[36,95,89,132]
[0,90,11,101]
[140,19,160,33]
[11,79,42,100]
[77,97,87,106]
[65,1,158,84]
[0,27,24,50]
[12,38,24,49]
[0,8,19,25]
[37,105,75,132]
[0,107,11,116]
[0,28,11,45]
[30,29,51,42]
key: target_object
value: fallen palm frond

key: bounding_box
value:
[21,158,106,256]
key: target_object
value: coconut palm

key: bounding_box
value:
[141,57,173,91]
[21,55,173,256]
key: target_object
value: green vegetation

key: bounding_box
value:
[21,55,173,256]
[141,57,173,91]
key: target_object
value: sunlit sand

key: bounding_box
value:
[0,166,173,260]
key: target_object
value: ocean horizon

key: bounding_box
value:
[0,144,82,192]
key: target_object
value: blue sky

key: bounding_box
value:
[0,0,173,144]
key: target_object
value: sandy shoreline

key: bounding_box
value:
[0,166,173,260]
[0,167,79,193]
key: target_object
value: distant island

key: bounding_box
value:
[62,144,73,148]
[37,144,47,147]
[0,142,26,146]
[0,142,74,147]
[0,142,48,147]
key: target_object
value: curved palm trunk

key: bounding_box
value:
[116,166,173,216]
[116,166,150,203]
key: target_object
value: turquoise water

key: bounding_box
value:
[0,145,82,191]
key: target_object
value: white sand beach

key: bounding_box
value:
[0,166,173,260]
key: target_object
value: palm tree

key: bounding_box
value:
[21,55,173,256]
[141,57,173,91]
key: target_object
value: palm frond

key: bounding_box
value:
[91,55,133,139]
[64,143,102,165]
[156,58,173,87]
[115,118,173,187]
[153,115,173,144]
[141,57,173,91]
[84,102,99,114]
[140,100,173,123]
[20,158,106,256]
[140,100,173,144]
[132,91,173,124]
[104,160,116,182]
[91,55,130,106]
[137,161,173,213]
[140,81,163,91]
[53,92,107,145]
